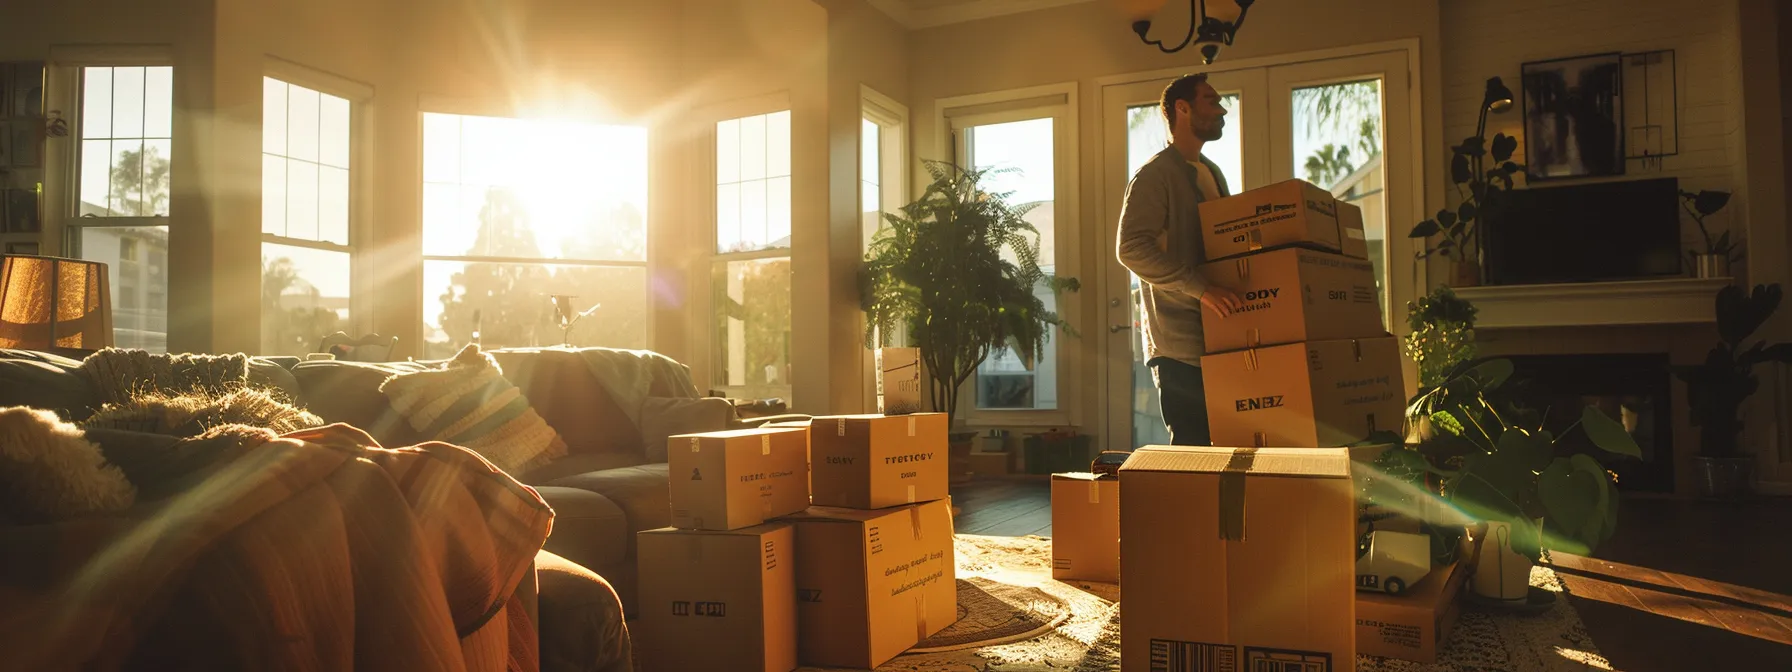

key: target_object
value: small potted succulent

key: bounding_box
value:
[1674,283,1792,499]
[1681,189,1742,279]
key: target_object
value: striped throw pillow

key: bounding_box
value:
[378,344,567,475]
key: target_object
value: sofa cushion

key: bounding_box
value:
[544,463,670,557]
[487,348,642,457]
[0,349,98,420]
[535,486,630,572]
[637,396,733,463]
[535,549,633,672]
[246,357,303,402]
[381,345,569,475]
[290,359,430,446]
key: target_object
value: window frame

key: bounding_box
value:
[936,83,1082,429]
[49,47,177,351]
[700,92,796,400]
[413,97,656,357]
[860,85,910,413]
[258,59,373,354]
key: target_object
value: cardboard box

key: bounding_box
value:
[668,427,811,531]
[785,499,959,669]
[809,413,949,509]
[968,450,1012,476]
[1336,200,1371,260]
[1356,559,1469,663]
[1050,473,1119,583]
[1120,446,1356,672]
[878,347,926,414]
[1198,247,1387,353]
[636,523,797,672]
[1202,336,1407,448]
[1198,179,1369,262]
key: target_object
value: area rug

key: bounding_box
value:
[797,534,1611,672]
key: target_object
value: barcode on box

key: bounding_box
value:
[1242,647,1330,672]
[1150,639,1236,672]
[1051,558,1072,570]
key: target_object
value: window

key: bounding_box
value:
[956,114,1063,412]
[861,88,909,411]
[420,112,649,359]
[713,110,792,399]
[70,65,173,352]
[261,77,354,356]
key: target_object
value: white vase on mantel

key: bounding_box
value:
[1471,520,1533,602]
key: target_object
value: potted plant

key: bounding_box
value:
[1674,283,1792,499]
[1399,358,1640,606]
[1404,286,1480,390]
[860,160,1079,472]
[1680,189,1743,279]
[1408,131,1527,288]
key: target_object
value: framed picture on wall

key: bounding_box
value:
[1522,52,1625,180]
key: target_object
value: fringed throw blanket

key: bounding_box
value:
[0,406,554,671]
[78,348,252,406]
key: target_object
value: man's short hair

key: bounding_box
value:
[1160,73,1210,127]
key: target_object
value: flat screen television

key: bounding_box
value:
[1483,177,1683,285]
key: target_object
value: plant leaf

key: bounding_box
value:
[1457,136,1486,157]
[1491,133,1518,162]
[1693,190,1732,216]
[1451,153,1472,184]
[1498,427,1554,475]
[1582,405,1643,459]
[1437,209,1458,228]
[1538,455,1605,555]
[1410,219,1440,238]
[1458,201,1479,223]
[1430,410,1465,436]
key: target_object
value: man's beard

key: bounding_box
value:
[1195,120,1224,142]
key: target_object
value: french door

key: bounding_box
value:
[1100,50,1416,451]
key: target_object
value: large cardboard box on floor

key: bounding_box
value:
[668,427,810,530]
[809,413,949,509]
[1120,445,1357,672]
[1198,247,1387,353]
[784,498,959,669]
[1198,178,1370,262]
[1202,336,1406,448]
[878,347,927,414]
[1050,472,1120,583]
[1356,558,1469,663]
[636,523,797,672]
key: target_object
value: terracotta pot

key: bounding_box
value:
[1451,258,1482,288]
[1470,520,1533,602]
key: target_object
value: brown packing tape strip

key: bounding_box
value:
[910,504,924,539]
[689,437,700,452]
[1217,447,1257,542]
[915,593,929,642]
[762,434,770,455]
[1252,432,1267,448]
[1353,338,1364,362]
[1246,328,1261,348]
[908,415,916,437]
[1244,348,1260,372]
[1087,480,1100,504]
[1247,228,1263,251]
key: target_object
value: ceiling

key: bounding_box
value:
[868,0,1099,29]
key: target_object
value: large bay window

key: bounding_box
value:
[712,110,792,400]
[420,112,649,359]
[860,87,908,411]
[260,76,355,356]
[68,65,173,351]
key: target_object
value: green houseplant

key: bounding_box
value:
[1674,283,1792,499]
[1408,99,1526,287]
[1404,286,1480,389]
[1680,189,1743,279]
[860,160,1079,433]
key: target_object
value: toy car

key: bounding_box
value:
[1355,530,1432,596]
[1089,450,1131,478]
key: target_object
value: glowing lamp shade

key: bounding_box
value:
[0,255,114,350]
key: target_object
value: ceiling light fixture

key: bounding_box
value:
[1123,0,1258,65]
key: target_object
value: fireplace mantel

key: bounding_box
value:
[1452,277,1733,329]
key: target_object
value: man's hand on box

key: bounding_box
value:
[1199,286,1244,318]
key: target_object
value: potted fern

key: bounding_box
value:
[860,160,1079,464]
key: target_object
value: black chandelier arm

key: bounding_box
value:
[1132,13,1198,54]
[1132,1,1254,55]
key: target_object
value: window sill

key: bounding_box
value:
[958,408,1074,432]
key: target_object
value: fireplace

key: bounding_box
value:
[1506,353,1674,493]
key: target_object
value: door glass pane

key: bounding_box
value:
[964,117,1058,411]
[1292,78,1387,327]
[1123,94,1240,449]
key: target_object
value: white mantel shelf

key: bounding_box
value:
[1452,278,1733,329]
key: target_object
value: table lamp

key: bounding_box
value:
[0,255,114,350]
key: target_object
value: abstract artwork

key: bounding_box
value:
[1522,53,1625,180]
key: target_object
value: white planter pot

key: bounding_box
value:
[1471,520,1533,602]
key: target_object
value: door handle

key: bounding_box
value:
[1109,324,1132,333]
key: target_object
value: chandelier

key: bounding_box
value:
[1122,0,1258,65]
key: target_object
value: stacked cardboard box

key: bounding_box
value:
[1194,178,1406,449]
[782,412,959,669]
[636,427,810,672]
[1049,472,1118,583]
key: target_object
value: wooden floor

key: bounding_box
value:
[950,477,1792,672]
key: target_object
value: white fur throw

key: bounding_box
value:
[0,407,136,523]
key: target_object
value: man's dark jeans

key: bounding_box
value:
[1148,356,1210,446]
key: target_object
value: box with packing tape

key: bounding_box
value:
[635,523,797,672]
[1198,178,1369,262]
[1357,556,1470,663]
[1050,472,1120,583]
[810,413,949,509]
[668,427,811,531]
[878,347,927,414]
[1198,246,1387,354]
[1202,336,1407,448]
[1119,445,1357,672]
[783,498,959,669]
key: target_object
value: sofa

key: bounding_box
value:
[0,345,781,668]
